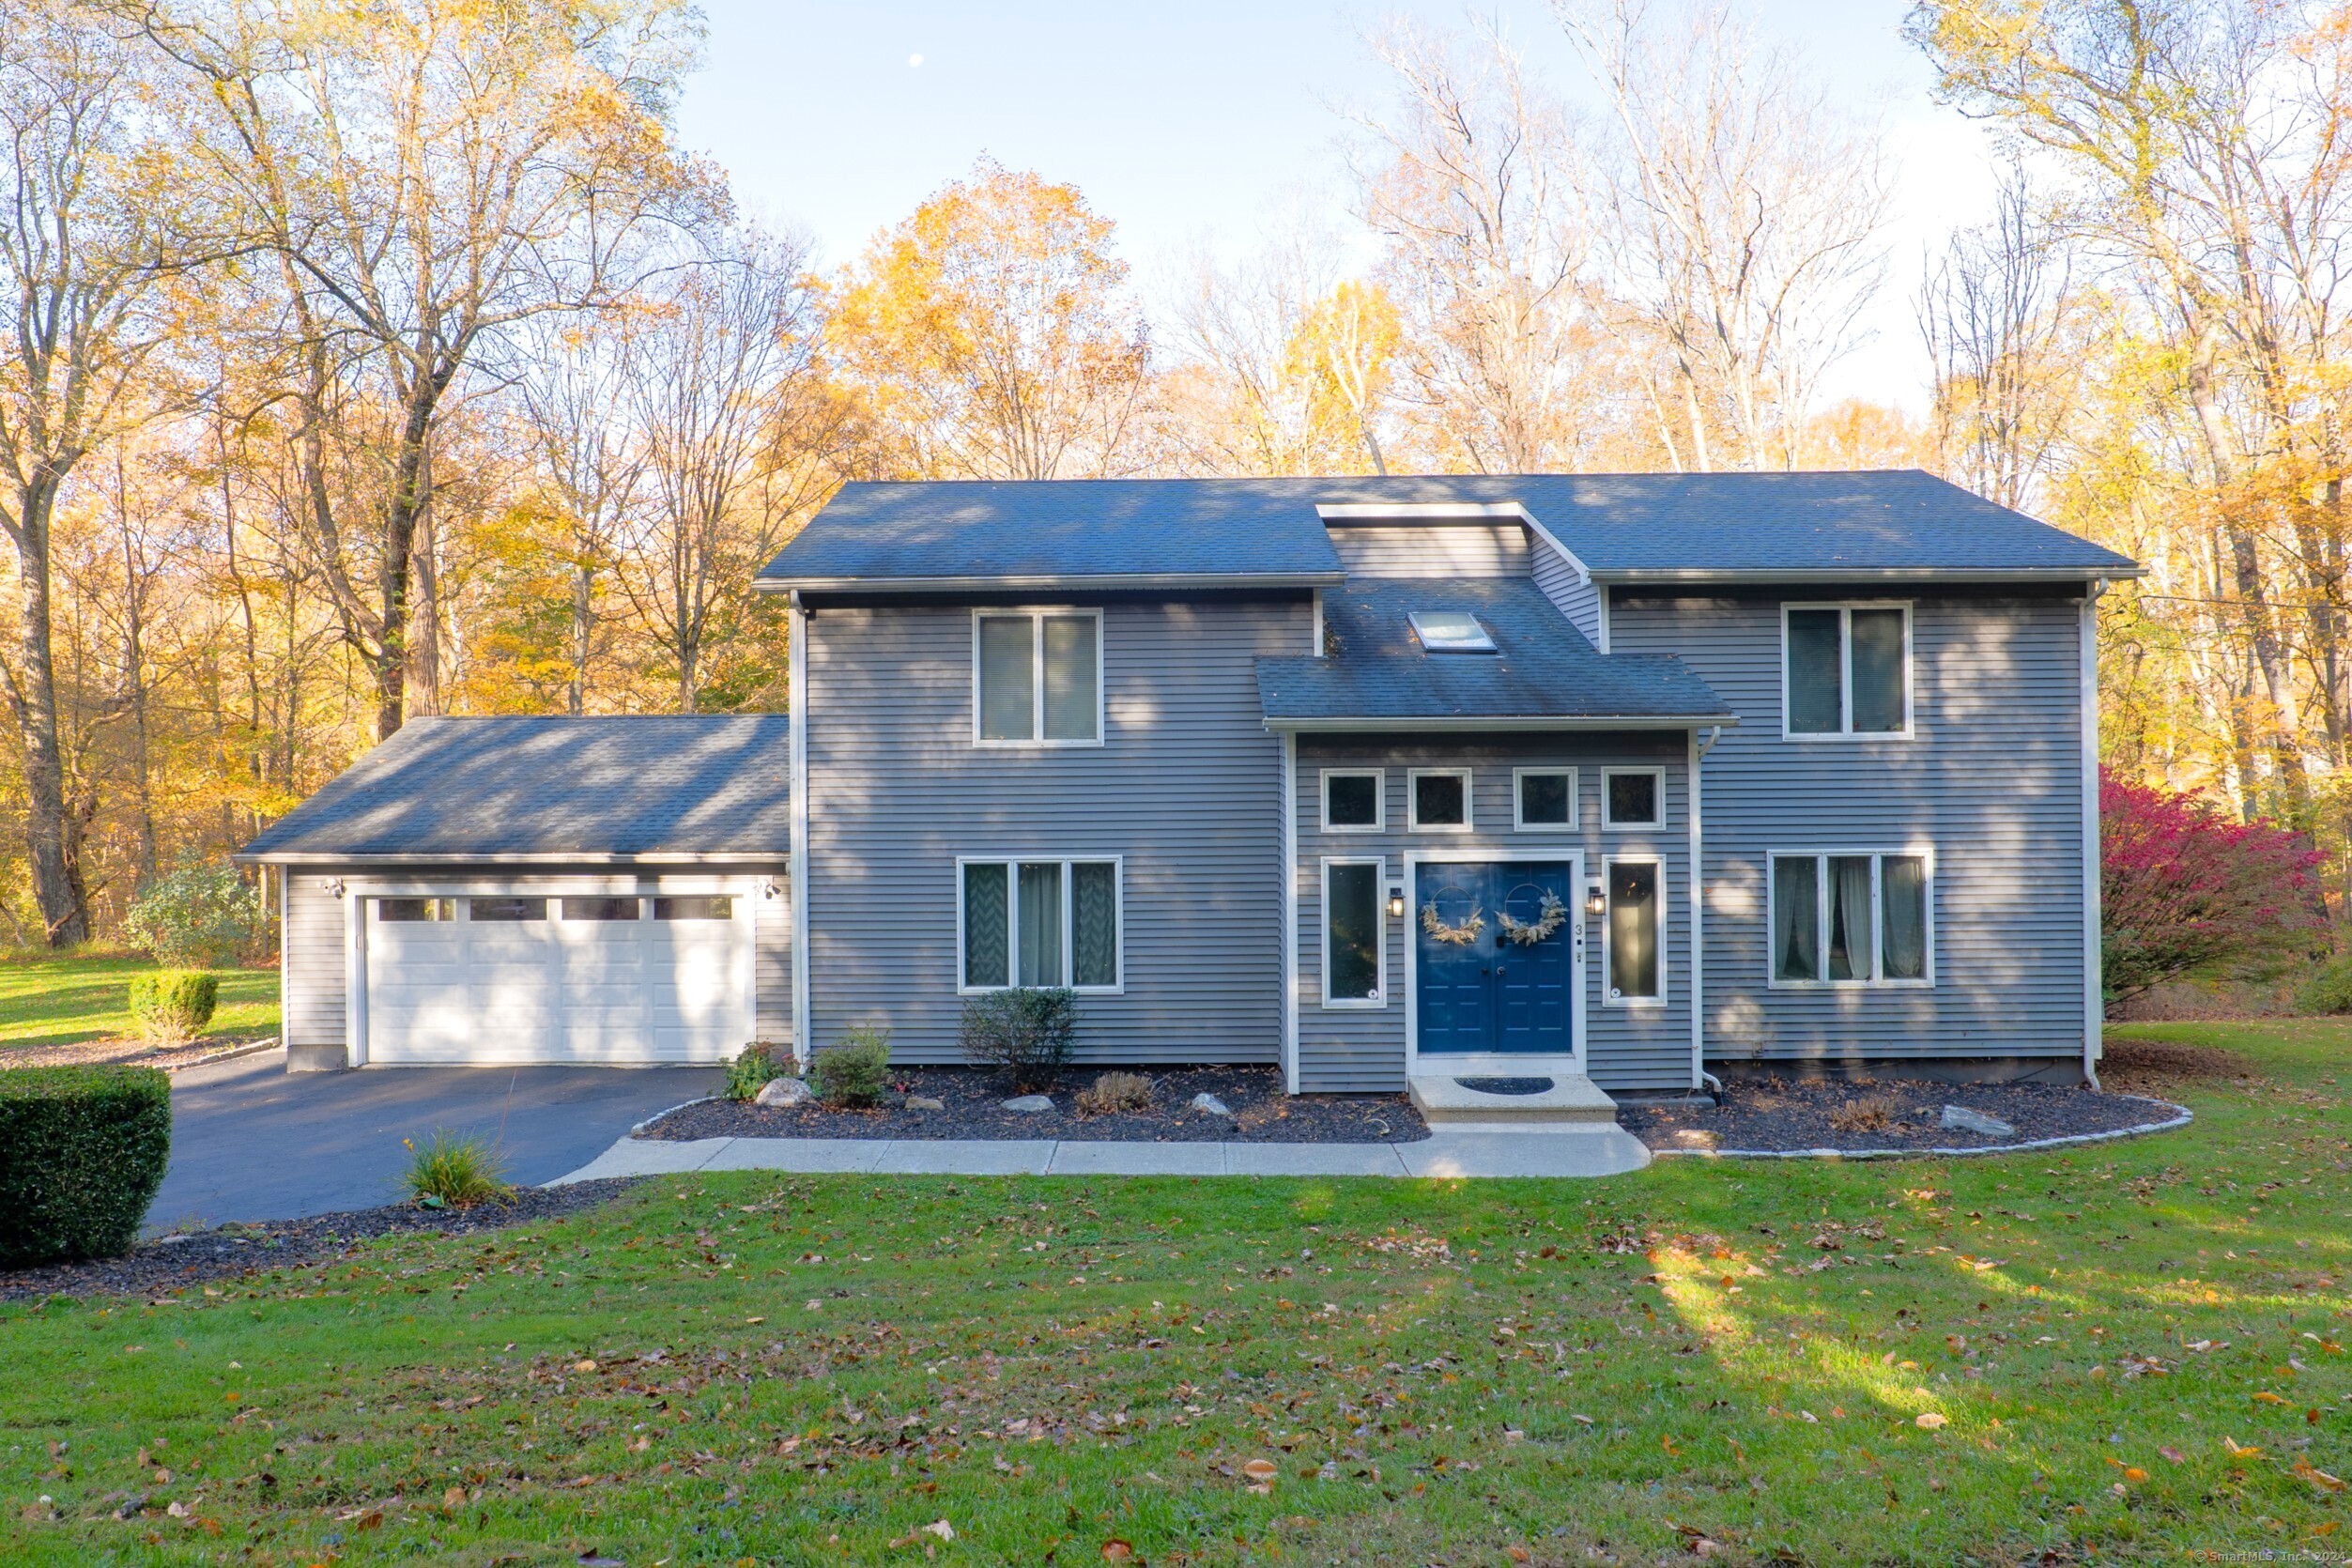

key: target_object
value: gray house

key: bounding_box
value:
[241,472,2139,1104]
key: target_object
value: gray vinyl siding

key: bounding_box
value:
[1293,736,1691,1094]
[803,594,1311,1064]
[755,883,792,1047]
[283,869,346,1053]
[1328,525,1530,578]
[1530,537,1604,646]
[1610,588,2089,1064]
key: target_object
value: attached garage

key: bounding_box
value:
[241,716,792,1071]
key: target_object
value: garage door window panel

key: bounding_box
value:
[469,897,547,921]
[562,896,641,921]
[376,897,453,922]
[653,895,734,920]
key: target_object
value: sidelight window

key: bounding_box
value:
[1604,858,1663,1004]
[1321,859,1385,1007]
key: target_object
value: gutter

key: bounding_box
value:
[1591,566,2146,585]
[235,850,786,867]
[754,570,1348,595]
[1263,714,1739,734]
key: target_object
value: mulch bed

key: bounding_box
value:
[1,1034,276,1073]
[640,1065,1429,1145]
[0,1179,639,1304]
[1619,1077,2186,1157]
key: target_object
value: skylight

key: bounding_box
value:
[1408,609,1497,653]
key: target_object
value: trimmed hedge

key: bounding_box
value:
[129,970,219,1042]
[0,1066,173,1268]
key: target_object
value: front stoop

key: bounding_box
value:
[1407,1073,1620,1127]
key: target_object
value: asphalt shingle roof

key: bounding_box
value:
[764,471,2137,589]
[238,716,791,861]
[1256,578,1732,728]
[758,480,1347,589]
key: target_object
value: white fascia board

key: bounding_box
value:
[237,851,785,867]
[1265,714,1738,733]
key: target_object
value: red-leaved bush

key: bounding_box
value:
[2100,768,2327,1010]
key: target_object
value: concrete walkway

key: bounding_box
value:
[551,1124,1652,1183]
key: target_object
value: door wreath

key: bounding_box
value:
[1497,890,1568,946]
[1420,896,1486,945]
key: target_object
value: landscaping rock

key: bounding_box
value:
[756,1077,813,1108]
[905,1096,945,1112]
[1191,1091,1235,1119]
[1001,1094,1054,1113]
[1939,1104,2018,1138]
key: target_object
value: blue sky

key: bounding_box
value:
[674,1,2005,410]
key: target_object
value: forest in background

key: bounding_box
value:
[0,0,2344,947]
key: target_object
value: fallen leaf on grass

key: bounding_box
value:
[2253,1391,2288,1405]
[924,1521,955,1541]
[1914,1413,1948,1430]
[1100,1542,1135,1562]
[2159,1446,2186,1464]
[2294,1460,2348,1494]
[2123,1468,2148,1483]
[2223,1437,2264,1460]
[1241,1459,1278,1482]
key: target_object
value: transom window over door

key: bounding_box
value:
[1770,851,1931,986]
[1784,604,1910,736]
[975,610,1102,745]
[960,857,1121,992]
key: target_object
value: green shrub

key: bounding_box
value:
[2298,953,2352,1015]
[0,1066,172,1267]
[809,1024,892,1107]
[122,864,263,967]
[402,1131,513,1209]
[128,969,219,1044]
[727,1040,792,1101]
[960,988,1077,1094]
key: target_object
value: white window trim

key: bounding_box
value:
[1318,856,1388,1009]
[1764,847,1937,990]
[1512,766,1579,832]
[954,854,1126,995]
[971,607,1107,748]
[1406,767,1474,832]
[1319,768,1386,833]
[1601,853,1668,1008]
[1600,766,1667,831]
[1780,601,1915,741]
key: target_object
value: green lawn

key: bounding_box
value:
[1,1023,2345,1565]
[0,953,279,1051]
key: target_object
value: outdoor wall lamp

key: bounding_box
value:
[1386,887,1407,920]
[1584,882,1606,919]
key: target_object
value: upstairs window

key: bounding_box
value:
[1322,769,1384,832]
[976,610,1101,744]
[1407,609,1497,653]
[1407,768,1471,830]
[1784,604,1910,736]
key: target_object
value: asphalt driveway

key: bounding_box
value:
[149,1050,723,1232]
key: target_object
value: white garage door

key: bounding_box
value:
[362,885,752,1065]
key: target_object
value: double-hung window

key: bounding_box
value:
[975,610,1101,745]
[1770,851,1932,986]
[1783,604,1910,736]
[960,857,1121,992]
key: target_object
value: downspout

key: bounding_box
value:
[2082,580,2106,1090]
[789,592,813,1070]
[1687,724,1720,1093]
[1280,730,1299,1093]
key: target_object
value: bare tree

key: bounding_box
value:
[1560,0,1893,470]
[622,229,829,713]
[1350,17,1592,472]
[0,4,172,943]
[1919,166,2081,511]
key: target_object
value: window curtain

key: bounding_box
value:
[1017,862,1064,986]
[1071,862,1117,987]
[1826,854,1874,981]
[1041,616,1098,741]
[1608,863,1658,997]
[1881,855,1928,979]
[978,617,1035,740]
[963,863,1008,987]
[1773,857,1819,980]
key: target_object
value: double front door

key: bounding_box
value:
[1414,859,1580,1061]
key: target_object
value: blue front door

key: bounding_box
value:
[1415,861,1576,1057]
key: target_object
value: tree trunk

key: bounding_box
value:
[9,478,91,945]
